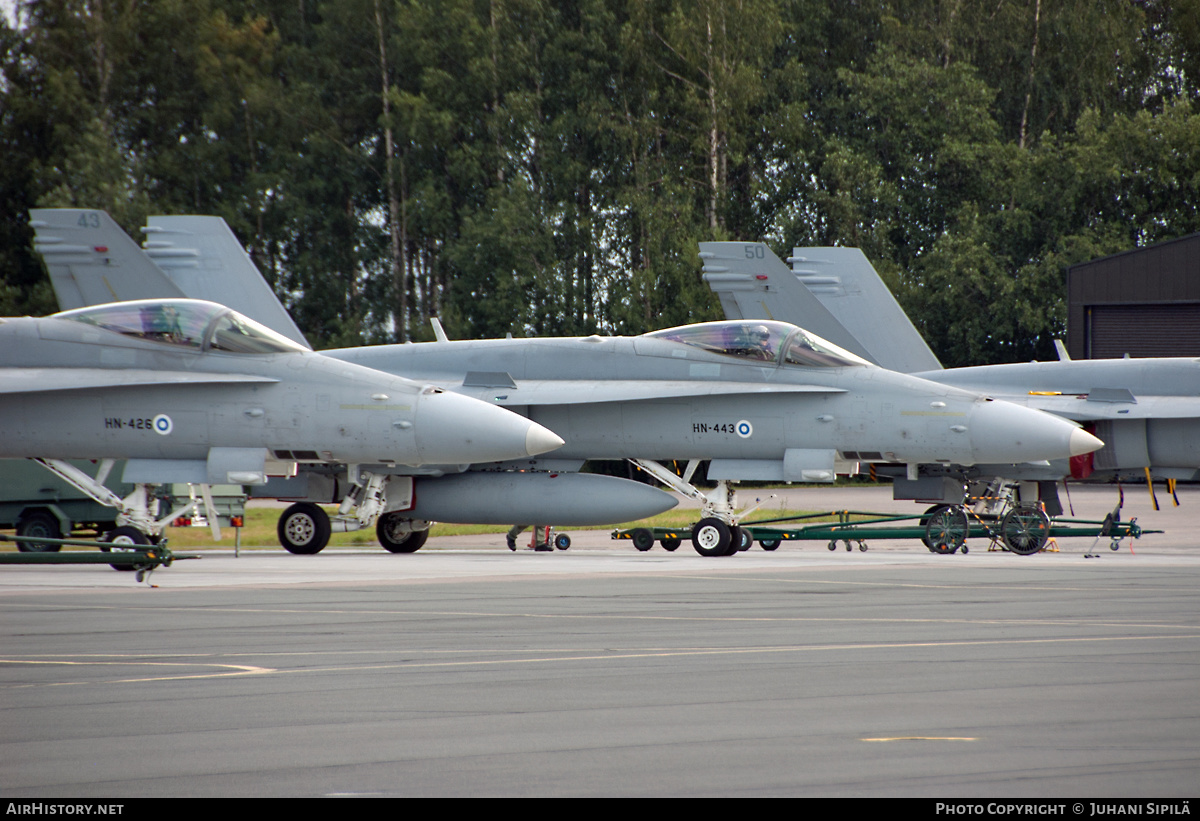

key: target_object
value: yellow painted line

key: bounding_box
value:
[900,411,966,417]
[6,633,1199,685]
[3,603,1196,631]
[0,657,275,685]
[863,736,977,742]
[337,404,411,411]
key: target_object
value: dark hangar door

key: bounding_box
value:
[1087,304,1200,358]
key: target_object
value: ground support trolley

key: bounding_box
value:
[612,504,1151,556]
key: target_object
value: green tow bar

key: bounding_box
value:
[0,533,198,581]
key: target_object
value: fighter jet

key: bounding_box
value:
[28,210,1101,557]
[28,209,679,551]
[701,241,1200,505]
[0,296,565,547]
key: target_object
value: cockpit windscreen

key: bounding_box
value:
[54,299,308,354]
[645,320,870,368]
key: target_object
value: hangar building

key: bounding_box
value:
[1066,232,1200,359]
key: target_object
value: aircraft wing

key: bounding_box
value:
[457,380,845,406]
[0,368,279,395]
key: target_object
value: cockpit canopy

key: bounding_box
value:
[645,320,871,368]
[53,299,308,354]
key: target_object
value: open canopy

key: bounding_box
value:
[644,320,871,368]
[53,299,308,355]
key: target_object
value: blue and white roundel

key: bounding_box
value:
[152,414,173,436]
[736,419,753,439]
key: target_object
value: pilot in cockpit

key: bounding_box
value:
[746,324,775,360]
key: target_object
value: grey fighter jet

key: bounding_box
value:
[322,320,1099,554]
[28,209,679,551]
[29,210,1101,557]
[0,297,564,547]
[701,241,1200,502]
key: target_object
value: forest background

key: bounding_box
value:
[1,0,1198,367]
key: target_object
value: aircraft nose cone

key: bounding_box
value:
[415,389,564,463]
[526,424,566,456]
[967,400,1101,464]
[1069,427,1104,457]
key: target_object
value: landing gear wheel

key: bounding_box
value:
[376,513,429,553]
[692,518,733,557]
[735,527,754,552]
[100,526,150,571]
[631,528,655,551]
[553,533,571,550]
[1001,505,1050,555]
[660,536,681,552]
[278,503,331,555]
[759,538,781,551]
[16,512,62,553]
[924,505,968,555]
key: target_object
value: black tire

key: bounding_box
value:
[692,518,733,557]
[553,533,571,550]
[100,526,150,571]
[278,503,331,555]
[1001,506,1050,555]
[631,528,655,551]
[660,536,681,552]
[376,513,429,553]
[16,511,62,553]
[758,538,781,551]
[924,505,968,554]
[734,527,753,552]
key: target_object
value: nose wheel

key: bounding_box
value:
[692,518,737,557]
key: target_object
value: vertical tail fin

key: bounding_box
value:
[29,209,184,310]
[142,216,310,349]
[699,241,941,372]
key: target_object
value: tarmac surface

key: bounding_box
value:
[2,485,1198,796]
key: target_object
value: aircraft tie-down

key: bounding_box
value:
[28,210,1102,557]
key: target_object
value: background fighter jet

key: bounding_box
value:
[701,241,1200,508]
[28,210,1101,557]
[0,297,564,548]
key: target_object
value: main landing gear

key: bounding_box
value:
[276,470,432,555]
[630,459,772,557]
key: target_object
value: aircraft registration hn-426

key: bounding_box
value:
[0,296,564,548]
[29,209,1102,557]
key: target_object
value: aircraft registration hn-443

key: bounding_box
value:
[29,209,1102,557]
[0,295,564,549]
[701,240,1200,511]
